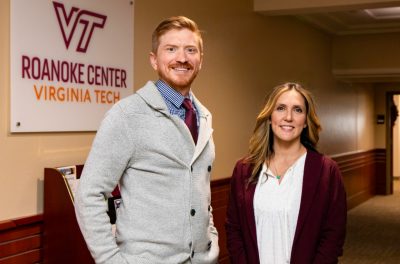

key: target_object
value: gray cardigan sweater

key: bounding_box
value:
[75,81,219,264]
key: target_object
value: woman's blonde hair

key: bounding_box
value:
[245,82,322,185]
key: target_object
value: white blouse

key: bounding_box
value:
[253,152,307,264]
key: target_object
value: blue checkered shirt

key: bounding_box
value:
[155,80,200,126]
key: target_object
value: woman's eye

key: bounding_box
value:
[276,105,285,111]
[294,107,303,113]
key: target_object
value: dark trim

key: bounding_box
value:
[210,177,230,188]
[0,214,43,263]
[0,214,43,231]
[332,148,386,209]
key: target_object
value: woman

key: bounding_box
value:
[225,82,346,264]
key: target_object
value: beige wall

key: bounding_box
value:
[315,82,376,155]
[356,84,376,151]
[373,83,400,189]
[0,0,376,221]
[333,33,400,72]
[0,0,95,221]
[254,0,400,14]
[374,83,400,148]
[332,32,400,151]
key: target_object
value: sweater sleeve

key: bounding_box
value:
[75,105,134,264]
[207,205,220,263]
[313,161,347,264]
[225,162,249,264]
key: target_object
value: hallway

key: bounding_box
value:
[341,179,400,263]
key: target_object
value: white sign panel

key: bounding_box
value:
[11,0,133,132]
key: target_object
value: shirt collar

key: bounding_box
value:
[155,79,193,108]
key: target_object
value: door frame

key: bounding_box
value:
[385,91,399,195]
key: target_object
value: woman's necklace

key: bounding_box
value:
[271,148,306,181]
[272,160,282,180]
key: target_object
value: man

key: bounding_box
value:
[75,16,219,264]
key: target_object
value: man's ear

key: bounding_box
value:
[149,52,158,70]
[199,53,204,70]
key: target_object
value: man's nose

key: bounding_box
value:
[176,48,188,62]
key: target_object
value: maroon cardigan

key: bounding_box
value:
[225,150,347,264]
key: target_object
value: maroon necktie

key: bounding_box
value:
[182,98,198,144]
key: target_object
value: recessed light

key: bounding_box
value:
[365,7,400,19]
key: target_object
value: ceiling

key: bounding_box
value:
[298,7,400,35]
[254,1,400,82]
[253,0,400,35]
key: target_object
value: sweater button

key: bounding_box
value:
[207,165,212,172]
[190,209,196,216]
[191,166,193,172]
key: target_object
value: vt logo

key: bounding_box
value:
[53,1,107,53]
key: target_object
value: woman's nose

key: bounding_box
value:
[284,110,293,121]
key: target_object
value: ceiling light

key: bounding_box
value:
[365,7,400,19]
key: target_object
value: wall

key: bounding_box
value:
[254,0,400,14]
[374,83,400,148]
[332,33,400,151]
[333,33,400,75]
[0,1,95,221]
[356,83,376,151]
[134,0,377,158]
[371,83,400,193]
[1,0,376,221]
[315,82,375,155]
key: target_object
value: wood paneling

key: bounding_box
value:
[0,215,43,264]
[210,178,230,264]
[332,149,386,209]
[43,168,94,264]
[374,149,387,194]
[0,149,386,263]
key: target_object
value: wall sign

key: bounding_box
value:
[11,0,133,132]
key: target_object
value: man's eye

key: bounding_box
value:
[166,47,176,52]
[187,47,197,53]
